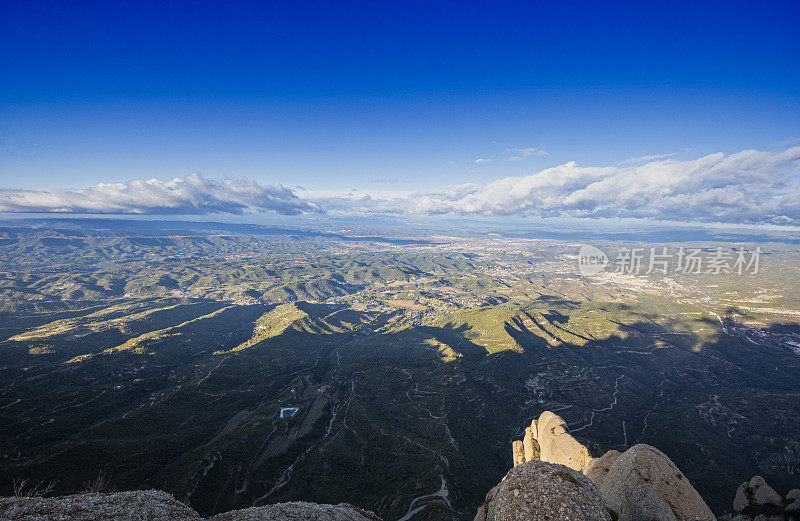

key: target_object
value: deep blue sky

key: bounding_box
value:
[1,0,799,191]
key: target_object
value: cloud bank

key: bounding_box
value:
[2,147,799,225]
[300,147,800,225]
[0,174,317,215]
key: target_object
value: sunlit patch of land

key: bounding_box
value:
[0,219,798,518]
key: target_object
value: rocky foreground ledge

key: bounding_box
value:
[3,411,798,521]
[487,410,800,521]
[0,490,382,521]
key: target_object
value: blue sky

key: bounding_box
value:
[1,1,799,223]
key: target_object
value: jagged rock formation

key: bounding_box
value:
[508,410,715,521]
[522,425,537,462]
[511,411,594,473]
[476,460,612,521]
[729,476,800,521]
[512,440,526,467]
[0,490,382,521]
[735,476,782,512]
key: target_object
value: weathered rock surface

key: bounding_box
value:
[485,460,611,521]
[731,476,797,521]
[749,476,783,507]
[599,444,715,521]
[209,502,381,521]
[522,426,536,462]
[506,413,715,521]
[0,491,382,521]
[512,440,526,467]
[526,411,594,472]
[736,483,752,512]
[0,490,198,521]
[585,449,622,490]
[734,476,783,512]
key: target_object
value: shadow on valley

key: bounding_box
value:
[1,305,799,519]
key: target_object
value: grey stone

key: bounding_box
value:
[749,476,782,507]
[0,490,199,521]
[0,492,382,521]
[585,449,622,490]
[734,482,751,512]
[209,502,381,521]
[599,444,715,521]
[486,460,611,521]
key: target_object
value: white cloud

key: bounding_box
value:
[297,184,481,215]
[0,174,317,215]
[617,152,677,165]
[3,147,799,225]
[506,147,549,161]
[773,137,800,148]
[301,147,800,225]
[474,158,493,164]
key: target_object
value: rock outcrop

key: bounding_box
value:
[0,490,198,521]
[730,476,799,521]
[5,412,795,521]
[507,411,715,521]
[512,440,526,467]
[787,489,800,515]
[585,449,621,490]
[209,501,381,521]
[0,490,382,521]
[511,411,593,473]
[478,460,612,521]
[522,426,537,462]
[600,444,715,521]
